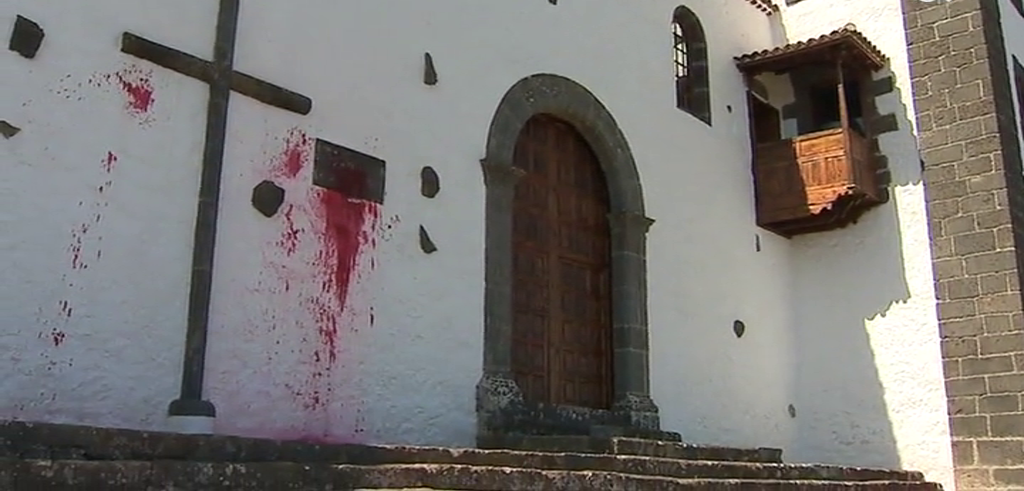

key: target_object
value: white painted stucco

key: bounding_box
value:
[0,0,951,486]
[778,1,954,489]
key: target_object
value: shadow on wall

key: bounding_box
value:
[785,69,922,470]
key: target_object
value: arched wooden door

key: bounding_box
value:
[511,114,613,410]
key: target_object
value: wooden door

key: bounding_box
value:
[511,114,613,410]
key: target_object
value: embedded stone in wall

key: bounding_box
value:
[870,113,899,134]
[419,225,437,254]
[420,166,440,198]
[423,53,438,86]
[0,120,21,139]
[8,15,44,59]
[733,320,746,338]
[868,76,894,96]
[251,180,285,217]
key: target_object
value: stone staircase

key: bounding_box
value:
[0,421,943,490]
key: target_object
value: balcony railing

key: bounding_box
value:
[753,127,882,236]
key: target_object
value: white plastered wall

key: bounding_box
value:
[0,0,792,449]
[0,1,951,484]
[777,0,954,488]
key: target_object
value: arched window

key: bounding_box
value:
[672,6,711,125]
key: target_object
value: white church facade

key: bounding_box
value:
[4,0,1024,489]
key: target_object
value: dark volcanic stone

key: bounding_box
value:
[251,180,285,217]
[8,15,44,59]
[419,225,438,254]
[421,166,440,198]
[423,52,438,86]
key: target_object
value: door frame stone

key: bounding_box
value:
[476,73,664,442]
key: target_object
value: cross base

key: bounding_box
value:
[167,399,216,435]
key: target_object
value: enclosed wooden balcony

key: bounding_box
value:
[753,127,882,236]
[736,27,889,237]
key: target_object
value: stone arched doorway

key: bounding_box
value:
[476,74,666,443]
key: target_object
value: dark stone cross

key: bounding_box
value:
[120,0,313,419]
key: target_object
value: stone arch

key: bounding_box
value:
[476,73,665,443]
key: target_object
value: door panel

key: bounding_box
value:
[511,115,613,409]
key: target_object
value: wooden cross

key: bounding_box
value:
[119,0,312,418]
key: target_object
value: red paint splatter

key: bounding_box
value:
[310,187,379,365]
[114,71,154,115]
[102,152,118,173]
[277,205,302,257]
[68,223,89,270]
[252,130,384,422]
[58,300,72,319]
[89,66,156,123]
[50,329,66,347]
[276,129,311,179]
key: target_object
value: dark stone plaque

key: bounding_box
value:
[313,139,386,204]
[9,15,44,59]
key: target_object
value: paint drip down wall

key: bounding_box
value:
[206,128,388,444]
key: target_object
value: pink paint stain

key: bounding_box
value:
[276,129,311,180]
[68,223,89,270]
[277,205,302,257]
[51,151,120,344]
[102,151,118,173]
[58,300,73,320]
[252,129,382,428]
[89,66,156,123]
[309,180,379,366]
[50,329,66,347]
[113,70,154,115]
[67,152,118,270]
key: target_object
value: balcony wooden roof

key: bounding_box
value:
[745,0,778,15]
[735,26,887,74]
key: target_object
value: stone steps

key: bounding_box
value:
[0,421,944,490]
[4,460,943,490]
[2,421,778,465]
[479,434,784,463]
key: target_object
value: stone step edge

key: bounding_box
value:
[0,421,924,483]
[338,464,942,490]
[2,443,927,484]
[355,446,925,483]
[481,434,784,463]
[5,460,945,491]
[4,420,775,465]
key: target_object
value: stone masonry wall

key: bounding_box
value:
[902,0,1024,488]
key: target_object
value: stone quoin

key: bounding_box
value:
[4,0,1024,489]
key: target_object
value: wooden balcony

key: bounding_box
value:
[753,127,883,236]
